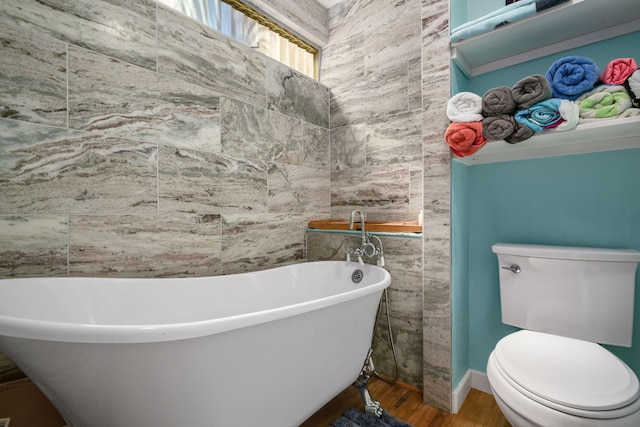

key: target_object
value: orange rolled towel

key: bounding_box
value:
[444,121,487,157]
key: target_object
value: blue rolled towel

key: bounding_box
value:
[515,99,564,132]
[545,56,601,100]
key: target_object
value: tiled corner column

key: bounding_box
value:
[422,0,452,412]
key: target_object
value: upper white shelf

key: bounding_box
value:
[452,116,640,166]
[451,0,640,78]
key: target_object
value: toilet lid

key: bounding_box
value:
[495,330,640,412]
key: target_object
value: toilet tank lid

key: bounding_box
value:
[492,243,640,262]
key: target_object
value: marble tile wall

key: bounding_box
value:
[421,0,452,412]
[315,0,452,412]
[0,1,330,279]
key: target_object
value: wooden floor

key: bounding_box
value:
[300,378,510,427]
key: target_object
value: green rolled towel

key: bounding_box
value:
[577,85,632,119]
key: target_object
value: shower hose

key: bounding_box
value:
[372,287,399,384]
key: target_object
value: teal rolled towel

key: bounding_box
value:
[515,99,563,132]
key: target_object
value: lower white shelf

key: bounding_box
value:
[452,116,640,166]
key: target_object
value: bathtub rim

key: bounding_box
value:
[0,261,390,344]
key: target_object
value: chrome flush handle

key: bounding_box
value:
[501,264,521,273]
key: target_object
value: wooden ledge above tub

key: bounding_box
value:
[308,220,422,233]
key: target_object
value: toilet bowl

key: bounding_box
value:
[487,330,640,427]
[488,243,640,427]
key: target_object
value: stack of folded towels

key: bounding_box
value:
[444,56,640,157]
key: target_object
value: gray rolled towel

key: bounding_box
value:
[512,74,552,109]
[505,121,536,144]
[482,86,517,116]
[482,114,516,141]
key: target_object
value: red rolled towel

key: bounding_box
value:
[601,58,638,85]
[444,121,487,157]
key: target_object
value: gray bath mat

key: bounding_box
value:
[330,408,414,427]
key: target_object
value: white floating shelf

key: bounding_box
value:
[451,0,640,77]
[453,116,640,166]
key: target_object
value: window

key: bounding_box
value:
[158,0,318,79]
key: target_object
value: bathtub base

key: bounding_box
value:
[353,348,383,417]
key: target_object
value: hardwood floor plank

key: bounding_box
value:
[300,379,510,427]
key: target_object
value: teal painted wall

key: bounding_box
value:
[464,149,640,377]
[451,161,470,389]
[450,29,640,390]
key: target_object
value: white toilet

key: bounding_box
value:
[487,243,640,427]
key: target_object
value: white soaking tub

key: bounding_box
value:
[0,261,390,427]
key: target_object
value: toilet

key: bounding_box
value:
[487,243,640,426]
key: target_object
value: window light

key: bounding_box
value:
[158,0,318,79]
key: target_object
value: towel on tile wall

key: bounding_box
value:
[600,58,638,85]
[624,69,640,107]
[511,74,552,109]
[444,121,487,157]
[545,56,601,100]
[482,86,517,116]
[577,85,632,120]
[447,92,483,122]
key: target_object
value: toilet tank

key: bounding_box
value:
[492,243,640,347]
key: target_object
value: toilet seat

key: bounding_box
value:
[493,330,640,419]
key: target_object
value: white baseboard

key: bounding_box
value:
[451,369,492,413]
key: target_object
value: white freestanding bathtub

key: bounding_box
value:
[0,261,390,427]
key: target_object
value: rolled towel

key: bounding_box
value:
[512,74,552,109]
[514,99,564,132]
[444,121,487,157]
[600,58,638,85]
[447,92,483,122]
[555,99,580,131]
[482,86,517,116]
[545,56,601,100]
[619,108,640,118]
[624,69,640,107]
[505,121,535,144]
[577,85,632,119]
[482,114,516,141]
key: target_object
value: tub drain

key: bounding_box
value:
[352,269,364,283]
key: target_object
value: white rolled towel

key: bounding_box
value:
[447,92,483,122]
[555,99,580,131]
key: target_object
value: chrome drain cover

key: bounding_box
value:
[352,269,364,283]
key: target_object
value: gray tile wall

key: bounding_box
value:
[313,0,451,412]
[0,0,330,278]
